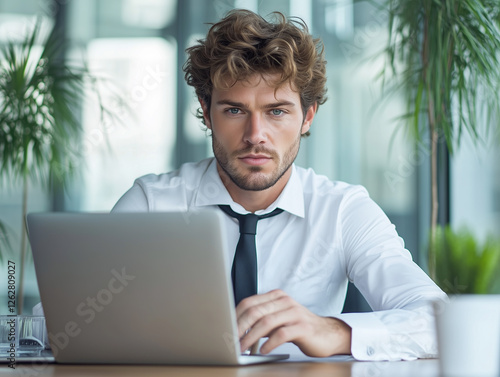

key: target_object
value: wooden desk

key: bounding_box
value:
[5,359,439,376]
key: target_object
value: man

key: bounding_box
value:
[112,9,447,360]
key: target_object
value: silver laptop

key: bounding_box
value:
[26,211,288,365]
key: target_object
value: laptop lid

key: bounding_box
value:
[26,211,287,365]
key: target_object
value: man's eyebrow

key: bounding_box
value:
[214,100,296,108]
[215,100,247,108]
[262,101,296,109]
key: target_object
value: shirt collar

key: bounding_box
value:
[270,164,304,218]
[194,158,304,218]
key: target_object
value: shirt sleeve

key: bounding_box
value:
[111,181,149,212]
[334,186,448,361]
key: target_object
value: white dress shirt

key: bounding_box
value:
[112,157,448,361]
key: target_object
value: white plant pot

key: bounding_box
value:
[434,295,500,377]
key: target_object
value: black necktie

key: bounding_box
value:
[218,205,284,306]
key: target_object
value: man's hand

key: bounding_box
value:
[236,289,352,357]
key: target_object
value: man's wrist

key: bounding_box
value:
[326,317,352,355]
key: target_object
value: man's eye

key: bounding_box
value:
[227,108,240,115]
[271,109,283,116]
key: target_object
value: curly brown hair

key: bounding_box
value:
[183,9,327,136]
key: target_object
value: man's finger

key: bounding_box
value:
[239,307,298,351]
[259,323,304,354]
[235,289,287,317]
[237,293,293,337]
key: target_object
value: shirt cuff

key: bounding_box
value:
[333,312,393,361]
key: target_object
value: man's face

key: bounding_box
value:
[201,74,316,192]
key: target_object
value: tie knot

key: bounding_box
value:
[218,205,284,235]
[239,213,259,235]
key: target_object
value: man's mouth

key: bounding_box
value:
[238,154,272,166]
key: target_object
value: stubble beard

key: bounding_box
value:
[212,133,301,192]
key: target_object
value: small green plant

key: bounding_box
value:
[431,226,500,294]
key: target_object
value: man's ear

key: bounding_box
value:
[199,98,212,129]
[301,102,317,135]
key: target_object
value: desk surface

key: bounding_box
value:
[6,359,439,377]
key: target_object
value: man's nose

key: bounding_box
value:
[243,113,267,145]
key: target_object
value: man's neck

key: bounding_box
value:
[216,164,292,213]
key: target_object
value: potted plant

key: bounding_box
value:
[381,1,500,375]
[0,20,125,314]
[431,225,500,377]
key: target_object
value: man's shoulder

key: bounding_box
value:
[125,158,215,211]
[294,165,368,199]
[135,158,214,189]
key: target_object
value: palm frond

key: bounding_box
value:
[0,18,128,189]
[380,0,500,152]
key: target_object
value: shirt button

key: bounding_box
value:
[366,346,375,356]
